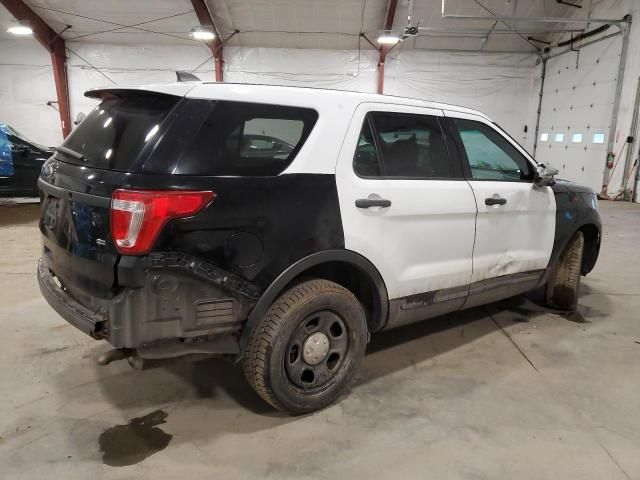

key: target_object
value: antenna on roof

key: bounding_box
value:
[176,71,201,82]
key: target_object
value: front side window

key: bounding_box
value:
[359,112,452,179]
[454,118,534,182]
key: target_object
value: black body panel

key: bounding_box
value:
[154,174,345,287]
[40,159,344,291]
[38,158,346,350]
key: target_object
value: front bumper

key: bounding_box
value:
[38,253,262,356]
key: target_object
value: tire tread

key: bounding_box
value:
[546,231,584,310]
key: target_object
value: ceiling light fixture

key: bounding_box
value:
[377,34,401,45]
[190,26,215,41]
[7,23,33,36]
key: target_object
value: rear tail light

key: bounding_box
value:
[111,189,215,255]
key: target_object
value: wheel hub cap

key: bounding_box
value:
[302,332,330,365]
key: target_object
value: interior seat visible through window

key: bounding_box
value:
[354,112,453,179]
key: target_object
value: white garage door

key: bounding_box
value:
[536,35,621,192]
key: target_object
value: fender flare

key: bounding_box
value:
[241,249,389,350]
[542,218,601,286]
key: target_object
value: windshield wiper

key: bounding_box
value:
[55,146,85,160]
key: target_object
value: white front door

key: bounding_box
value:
[335,103,477,303]
[445,112,556,284]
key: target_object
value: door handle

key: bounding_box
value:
[485,196,507,206]
[355,198,392,209]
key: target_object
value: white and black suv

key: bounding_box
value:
[37,83,601,414]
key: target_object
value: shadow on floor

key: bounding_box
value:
[80,283,610,434]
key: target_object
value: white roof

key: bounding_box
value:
[85,82,492,121]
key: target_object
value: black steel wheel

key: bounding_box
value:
[285,311,349,390]
[242,279,367,414]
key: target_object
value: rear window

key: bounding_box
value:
[166,100,318,176]
[58,91,180,171]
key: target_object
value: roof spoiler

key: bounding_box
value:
[85,84,197,100]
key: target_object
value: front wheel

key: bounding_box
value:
[546,231,584,310]
[242,279,368,414]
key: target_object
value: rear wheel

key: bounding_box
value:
[546,231,584,310]
[242,279,367,414]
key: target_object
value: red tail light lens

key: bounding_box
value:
[111,189,215,255]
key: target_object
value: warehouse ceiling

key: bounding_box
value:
[0,0,601,53]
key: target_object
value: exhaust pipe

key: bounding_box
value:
[96,348,133,366]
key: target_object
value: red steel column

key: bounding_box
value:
[1,0,72,137]
[50,40,71,137]
[377,0,398,95]
[190,0,224,82]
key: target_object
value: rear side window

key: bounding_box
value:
[354,112,453,179]
[59,91,180,171]
[454,118,534,181]
[173,101,318,176]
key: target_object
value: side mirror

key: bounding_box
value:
[534,164,558,187]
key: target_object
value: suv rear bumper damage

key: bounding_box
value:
[38,253,263,360]
[38,259,106,338]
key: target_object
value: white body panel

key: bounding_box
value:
[467,180,556,282]
[92,83,556,301]
[335,103,477,300]
[444,111,556,283]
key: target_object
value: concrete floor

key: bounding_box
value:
[1,201,639,479]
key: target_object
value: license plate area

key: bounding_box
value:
[43,195,60,230]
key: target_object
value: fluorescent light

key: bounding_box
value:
[7,25,33,36]
[377,34,401,45]
[191,26,215,41]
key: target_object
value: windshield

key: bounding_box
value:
[57,91,180,171]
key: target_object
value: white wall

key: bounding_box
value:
[599,0,640,201]
[1,40,541,156]
[385,51,541,152]
[538,0,640,199]
[0,39,62,147]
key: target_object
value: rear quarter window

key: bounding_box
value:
[167,100,318,176]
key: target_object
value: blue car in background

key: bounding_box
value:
[0,124,53,197]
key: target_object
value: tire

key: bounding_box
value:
[242,279,368,414]
[546,231,584,310]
